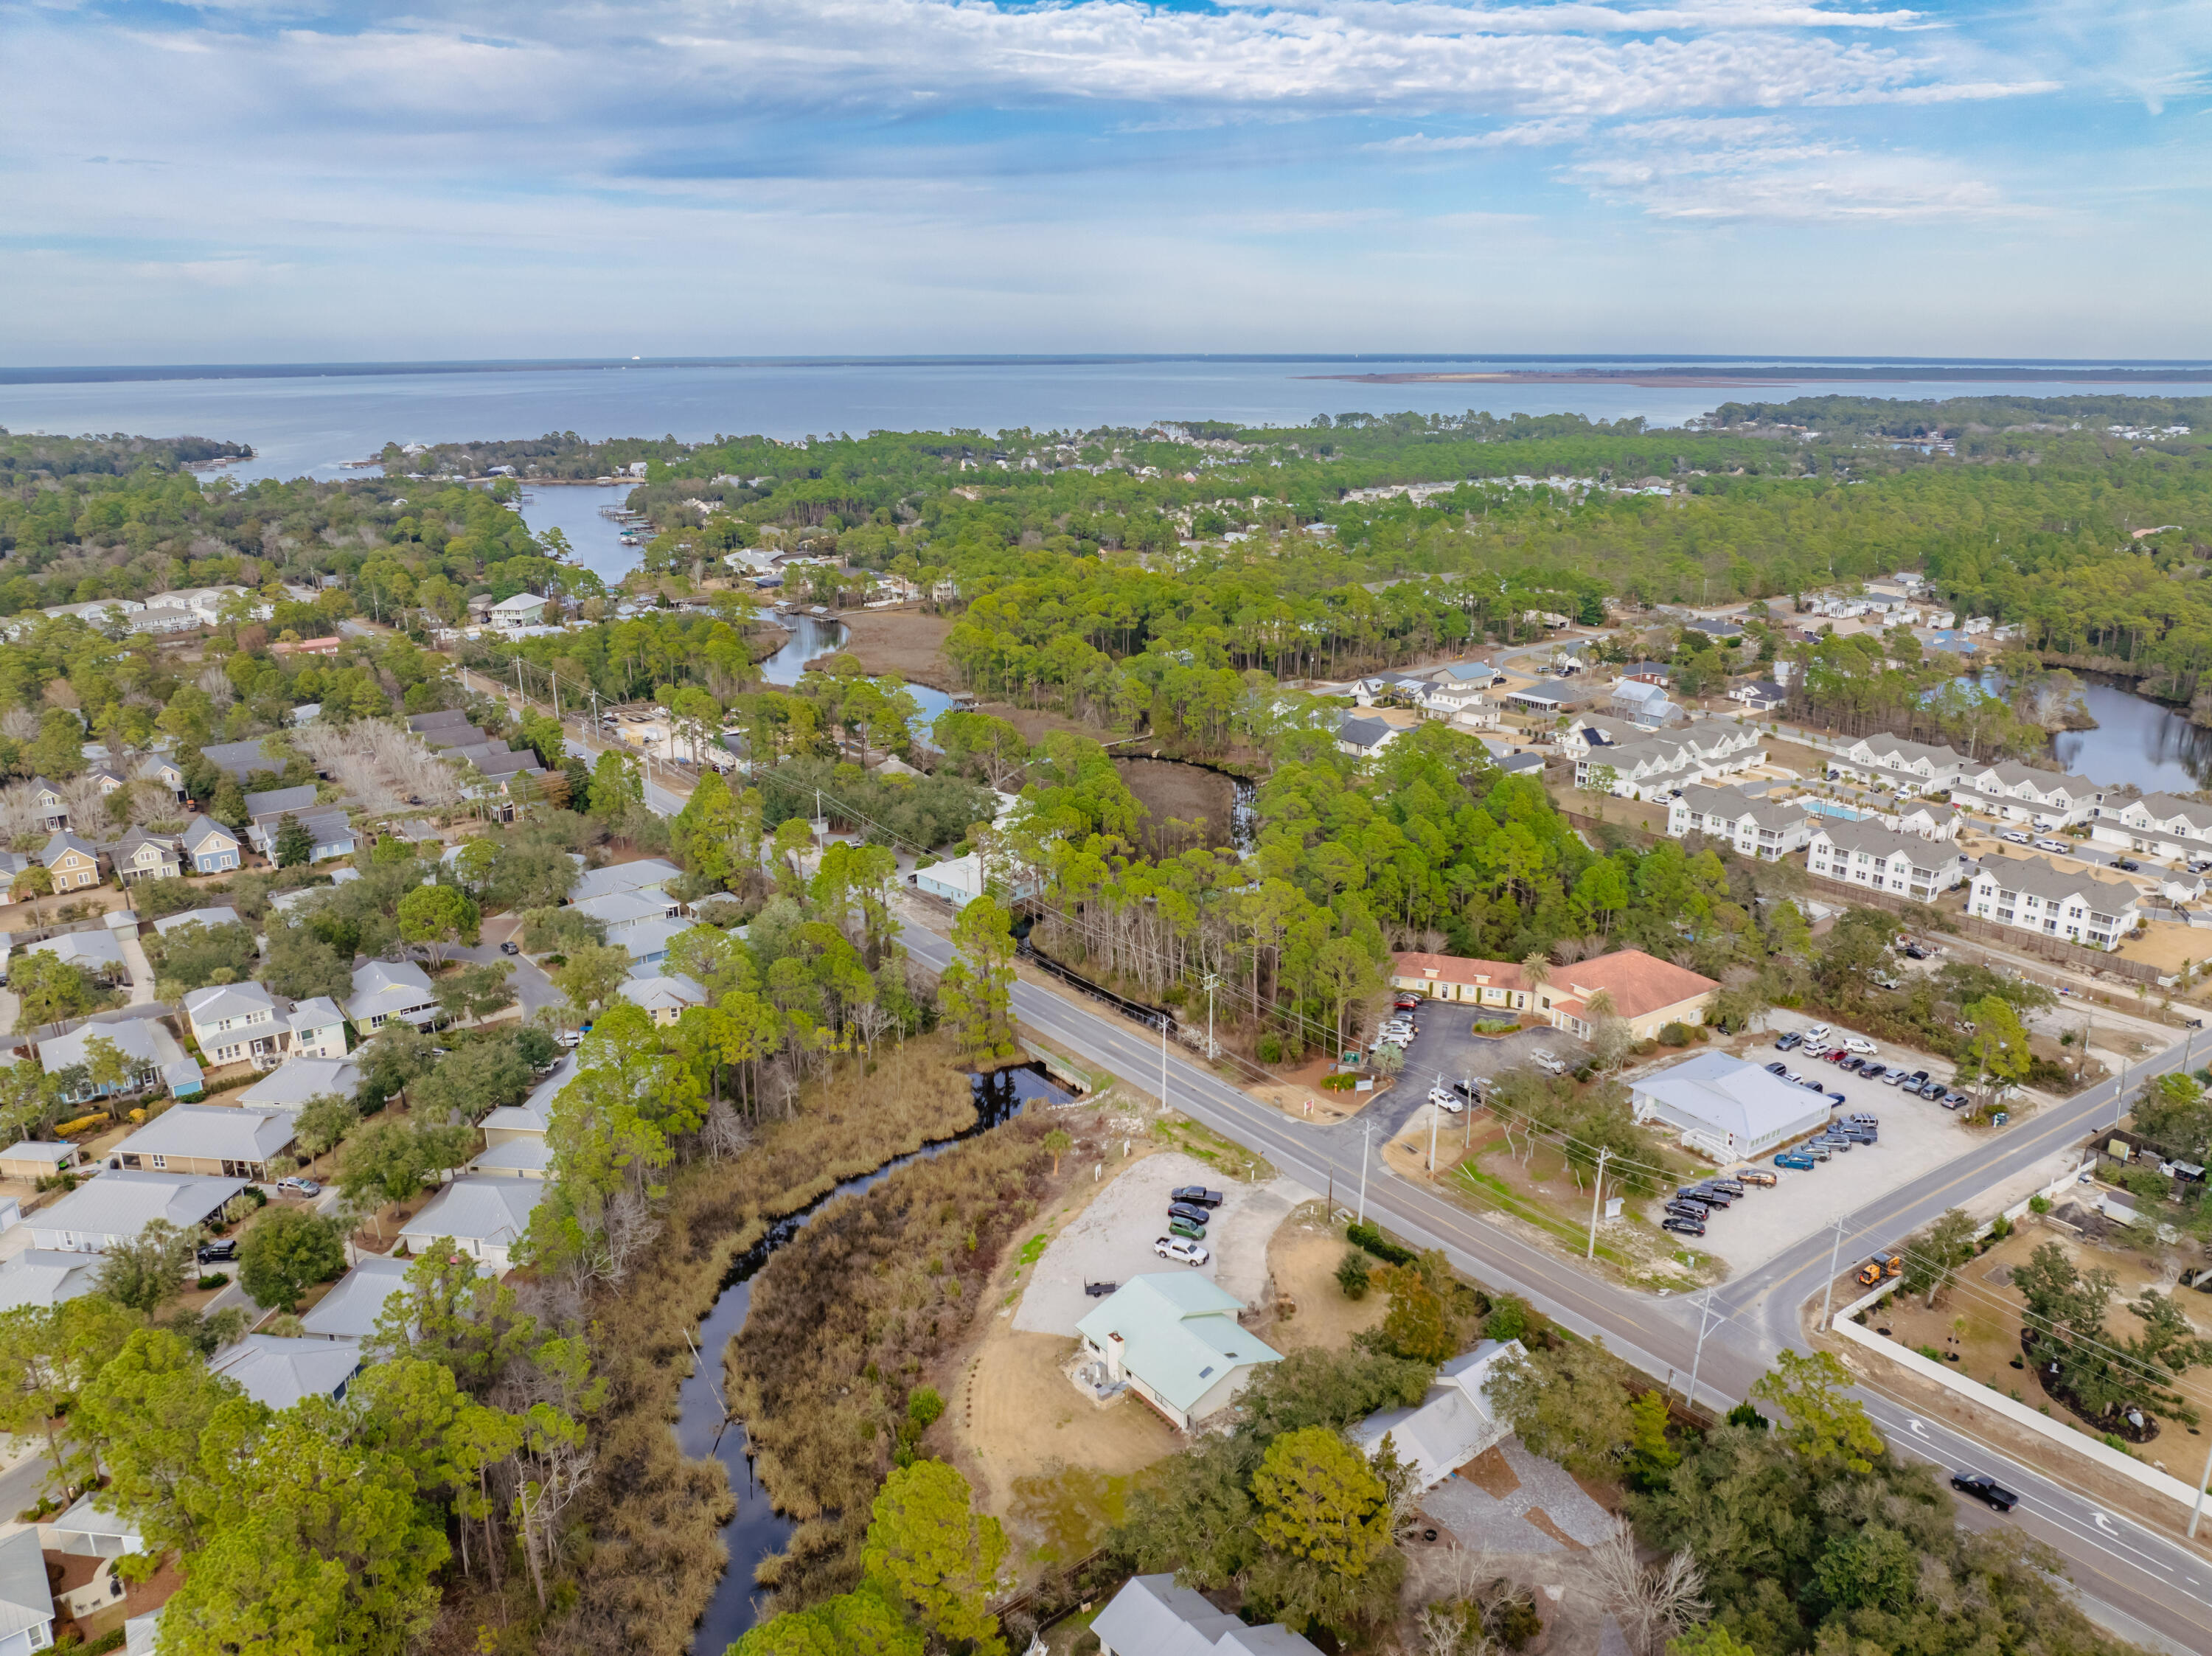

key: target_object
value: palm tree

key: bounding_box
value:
[1520,951,1551,1015]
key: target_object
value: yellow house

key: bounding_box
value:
[40,831,102,891]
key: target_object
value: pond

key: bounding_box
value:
[756,610,958,744]
[679,1064,1073,1653]
[1961,671,2212,793]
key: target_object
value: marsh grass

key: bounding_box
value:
[542,1034,988,1656]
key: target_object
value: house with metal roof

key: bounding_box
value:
[35,1015,185,1104]
[347,959,439,1034]
[0,1526,56,1656]
[285,996,348,1060]
[1806,818,1971,900]
[237,1056,361,1113]
[183,981,285,1068]
[1951,760,2105,827]
[209,1335,363,1410]
[0,1141,84,1180]
[0,1249,103,1313]
[300,1256,417,1340]
[4,927,126,984]
[1349,1338,1526,1489]
[397,1176,545,1271]
[618,968,707,1027]
[1075,1273,1281,1432]
[1091,1574,1318,1656]
[568,858,682,905]
[1630,1049,1829,1161]
[29,1169,246,1253]
[108,1104,296,1180]
[1667,783,1813,860]
[490,593,547,628]
[151,905,243,936]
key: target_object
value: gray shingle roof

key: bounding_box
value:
[112,1104,294,1165]
[1974,853,2143,911]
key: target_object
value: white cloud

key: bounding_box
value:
[1373,118,1591,150]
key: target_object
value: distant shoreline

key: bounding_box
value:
[1307,367,2212,386]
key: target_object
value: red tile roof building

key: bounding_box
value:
[1390,948,1719,1040]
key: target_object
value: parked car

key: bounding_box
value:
[1169,1186,1223,1207]
[1837,1057,1865,1074]
[1764,1060,1790,1076]
[1796,1142,1833,1161]
[1813,1134,1852,1153]
[1773,1152,1817,1171]
[1082,1280,1117,1297]
[1803,1024,1831,1043]
[1826,1090,1848,1106]
[276,1176,320,1196]
[1950,1472,2017,1513]
[1450,1080,1476,1100]
[198,1239,238,1262]
[1775,1031,1803,1051]
[555,1029,582,1049]
[2116,857,2141,872]
[1661,1215,1707,1237]
[1168,1218,1207,1241]
[2034,838,2070,854]
[1532,1052,1568,1076]
[1166,1202,1212,1226]
[2000,829,2031,845]
[1736,1169,1779,1187]
[499,939,521,956]
[1842,1035,1877,1054]
[1427,1088,1464,1113]
[1709,1178,1746,1197]
[1845,1113,1879,1128]
[1942,1090,1970,1109]
[1154,1236,1208,1265]
[1882,1066,1910,1086]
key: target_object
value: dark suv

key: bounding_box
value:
[1166,1202,1212,1226]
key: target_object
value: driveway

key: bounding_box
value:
[442,921,561,1019]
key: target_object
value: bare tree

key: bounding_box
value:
[58,775,114,836]
[1588,1519,1708,1656]
[699,1098,751,1162]
[195,664,237,707]
[599,1187,662,1286]
[0,709,38,744]
[0,784,46,848]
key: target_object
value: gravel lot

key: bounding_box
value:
[1012,1152,1302,1335]
[1675,1007,1983,1270]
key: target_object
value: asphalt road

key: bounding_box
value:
[897,915,2212,1655]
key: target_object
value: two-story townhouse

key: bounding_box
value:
[39,832,102,892]
[1805,818,1971,900]
[182,981,285,1069]
[285,996,348,1059]
[1969,855,2143,949]
[1950,760,2105,827]
[1885,801,1961,841]
[28,779,69,833]
[1336,714,1402,760]
[346,960,440,1034]
[1572,726,1767,799]
[1825,734,1969,796]
[2090,791,2212,863]
[1666,784,1814,860]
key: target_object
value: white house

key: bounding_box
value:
[1349,1339,1526,1489]
[0,1250,103,1314]
[152,905,244,936]
[237,1055,361,1113]
[1968,855,2145,950]
[1666,784,1812,860]
[397,1176,546,1271]
[618,967,707,1027]
[1884,801,1961,841]
[347,960,440,1034]
[489,593,548,629]
[209,1335,363,1410]
[1950,760,2104,827]
[567,857,683,905]
[30,1169,246,1253]
[1572,724,1766,799]
[1805,819,1971,900]
[1630,1050,1830,1161]
[2091,792,2212,862]
[1074,1273,1281,1432]
[183,981,286,1068]
[1335,713,1402,759]
[1091,1576,1320,1656]
[1826,734,1969,796]
[908,852,1041,911]
[285,996,349,1059]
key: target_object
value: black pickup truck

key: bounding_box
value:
[1950,1471,2018,1512]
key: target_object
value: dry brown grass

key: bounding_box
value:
[542,1035,987,1656]
[726,1114,1059,1608]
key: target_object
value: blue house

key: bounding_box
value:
[181,815,242,874]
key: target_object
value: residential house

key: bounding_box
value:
[29,1169,245,1253]
[181,815,243,874]
[1728,679,1788,712]
[1075,1273,1283,1432]
[39,1496,142,1564]
[146,585,265,627]
[183,981,286,1068]
[1952,760,2105,827]
[28,780,69,833]
[198,737,293,784]
[567,857,681,905]
[471,1062,560,1178]
[1630,1050,1830,1160]
[5,928,126,985]
[1826,734,1969,796]
[300,1256,417,1340]
[243,788,354,863]
[284,996,347,1059]
[0,850,27,902]
[908,852,1043,911]
[619,968,707,1027]
[151,905,243,936]
[1571,723,1767,799]
[346,960,439,1034]
[1502,683,1581,717]
[39,832,102,892]
[397,1176,546,1272]
[490,593,548,628]
[1335,713,1401,759]
[1390,947,1719,1040]
[1616,661,1674,686]
[243,783,320,835]
[1608,678,1678,726]
[237,1055,361,1113]
[407,710,475,738]
[1091,1576,1320,1656]
[1666,784,1814,860]
[1349,1339,1526,1490]
[106,828,181,885]
[1805,819,1972,900]
[35,1017,184,1104]
[0,1250,102,1313]
[108,1105,295,1180]
[2091,791,2212,862]
[1885,801,1961,841]
[209,1335,363,1410]
[0,1527,55,1656]
[0,1141,83,1181]
[1968,855,2145,950]
[1686,616,1746,641]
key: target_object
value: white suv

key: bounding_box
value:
[1841,1035,1877,1055]
[1532,1051,1569,1076]
[1427,1087,1464,1113]
[1154,1236,1208,1266]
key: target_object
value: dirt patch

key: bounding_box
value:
[1254,1208,1386,1353]
[1460,1444,1522,1500]
[2118,920,2211,975]
[955,1331,1176,1529]
[971,701,1102,745]
[1116,759,1236,855]
[1520,1507,1583,1551]
[813,608,958,689]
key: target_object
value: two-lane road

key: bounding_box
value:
[896,916,2210,1654]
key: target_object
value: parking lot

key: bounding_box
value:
[1658,1006,1987,1269]
[1379,1003,1588,1114]
[1011,1152,1301,1335]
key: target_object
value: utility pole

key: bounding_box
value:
[1202,973,1218,1060]
[1357,1123,1370,1225]
[1427,1074,1440,1174]
[1818,1214,1847,1329]
[1161,1012,1170,1116]
[1686,1289,1716,1414]
[2192,1434,2212,1538]
[1585,1146,1610,1259]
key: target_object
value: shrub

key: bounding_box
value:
[1346,1220,1416,1267]
[1321,1073,1356,1091]
[1257,1034,1283,1064]
[1989,1214,2013,1239]
[1335,1249,1371,1301]
[196,1272,229,1291]
[2029,1194,2052,1214]
[1725,1402,1768,1430]
[1658,1021,1694,1046]
[1484,1295,1531,1343]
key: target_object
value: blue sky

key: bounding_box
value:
[2,0,2208,362]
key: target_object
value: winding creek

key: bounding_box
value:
[678,1065,1073,1654]
[754,610,959,743]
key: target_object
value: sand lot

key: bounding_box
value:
[813,607,959,688]
[1256,1206,1387,1353]
[1013,1152,1306,1334]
